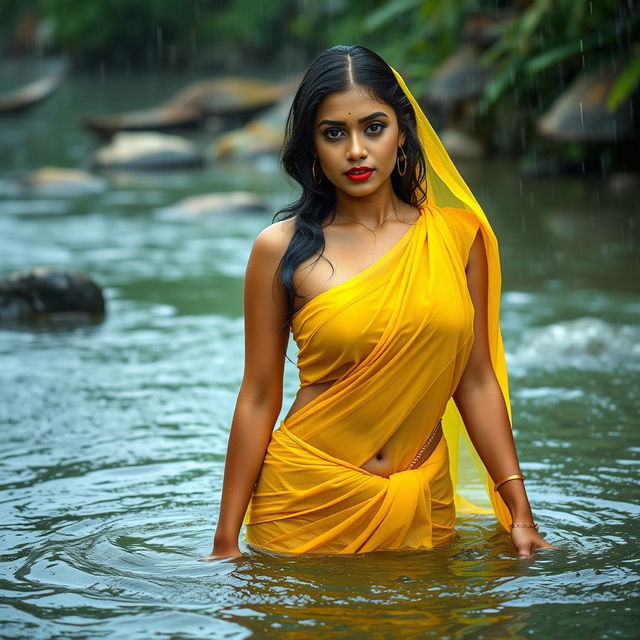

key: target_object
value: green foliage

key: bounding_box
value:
[1,0,637,112]
[197,0,299,57]
[477,0,639,112]
[608,49,640,110]
[5,0,224,65]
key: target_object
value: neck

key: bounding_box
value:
[333,187,402,226]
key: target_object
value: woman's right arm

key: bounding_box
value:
[201,221,292,560]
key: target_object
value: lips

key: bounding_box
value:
[344,166,374,175]
[344,166,375,182]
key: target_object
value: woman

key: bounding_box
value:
[203,45,556,559]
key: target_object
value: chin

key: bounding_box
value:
[338,184,377,197]
[344,176,388,191]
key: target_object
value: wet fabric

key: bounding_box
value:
[242,65,514,554]
[243,203,512,554]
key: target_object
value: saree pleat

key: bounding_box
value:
[246,419,455,554]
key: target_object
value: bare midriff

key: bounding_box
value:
[283,381,441,477]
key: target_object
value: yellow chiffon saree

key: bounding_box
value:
[242,67,514,555]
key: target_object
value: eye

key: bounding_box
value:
[366,121,386,134]
[323,128,344,140]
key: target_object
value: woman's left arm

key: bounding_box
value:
[453,229,557,557]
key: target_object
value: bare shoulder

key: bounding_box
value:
[252,216,296,261]
[244,217,297,313]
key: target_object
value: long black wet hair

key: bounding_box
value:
[274,44,428,332]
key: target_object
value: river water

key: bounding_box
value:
[1,70,639,639]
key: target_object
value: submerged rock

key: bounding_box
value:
[1,167,107,197]
[0,267,106,324]
[161,192,269,218]
[92,132,204,170]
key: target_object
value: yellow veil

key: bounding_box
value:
[390,65,513,531]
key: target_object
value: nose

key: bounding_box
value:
[346,132,368,160]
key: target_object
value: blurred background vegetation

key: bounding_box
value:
[1,0,638,172]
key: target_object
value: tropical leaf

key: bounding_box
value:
[518,0,553,53]
[526,15,639,75]
[479,57,522,110]
[525,40,587,74]
[607,52,640,111]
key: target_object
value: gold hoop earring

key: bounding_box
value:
[396,146,408,176]
[312,158,322,184]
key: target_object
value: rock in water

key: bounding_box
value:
[212,119,285,159]
[0,267,106,324]
[84,104,202,137]
[1,167,107,197]
[537,69,636,142]
[439,128,485,159]
[92,132,204,170]
[212,92,294,159]
[161,192,269,218]
[0,70,65,115]
[84,76,297,136]
[167,76,292,117]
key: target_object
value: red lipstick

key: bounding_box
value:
[344,166,375,182]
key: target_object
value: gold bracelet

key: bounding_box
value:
[493,473,525,492]
[510,522,539,531]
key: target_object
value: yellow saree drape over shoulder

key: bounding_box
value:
[242,66,514,555]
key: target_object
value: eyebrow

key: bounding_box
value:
[317,111,389,128]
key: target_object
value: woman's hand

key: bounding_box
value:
[199,540,243,561]
[509,527,558,557]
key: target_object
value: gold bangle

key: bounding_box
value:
[510,522,539,531]
[493,473,525,492]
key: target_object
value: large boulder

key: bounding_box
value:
[84,76,297,137]
[537,68,637,142]
[0,267,106,324]
[166,76,293,117]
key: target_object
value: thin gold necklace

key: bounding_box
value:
[335,198,402,245]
